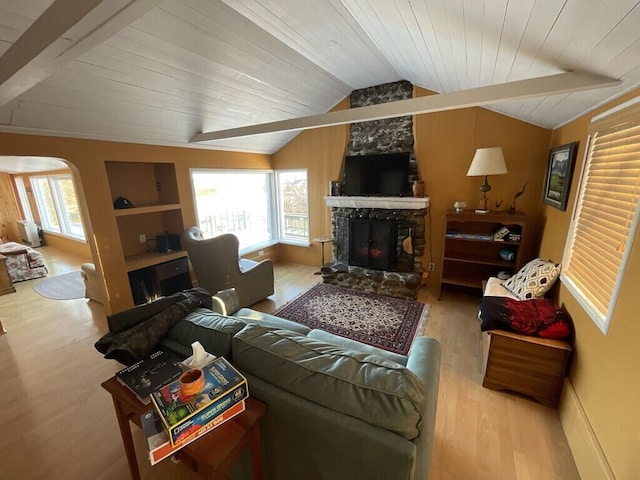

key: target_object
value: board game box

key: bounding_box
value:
[141,400,246,465]
[150,356,248,446]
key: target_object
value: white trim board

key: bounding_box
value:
[559,379,616,480]
[191,72,621,142]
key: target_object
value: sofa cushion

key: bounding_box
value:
[307,329,408,366]
[233,308,312,335]
[232,324,426,440]
[165,308,246,358]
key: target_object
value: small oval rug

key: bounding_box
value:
[33,271,85,300]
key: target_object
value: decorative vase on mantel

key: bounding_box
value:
[412,180,425,198]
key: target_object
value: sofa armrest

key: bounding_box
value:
[405,336,442,480]
[235,258,275,307]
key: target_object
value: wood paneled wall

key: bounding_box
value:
[0,173,20,242]
[539,87,640,480]
[273,88,552,294]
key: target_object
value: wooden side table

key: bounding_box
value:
[312,237,332,275]
[0,253,16,297]
[101,376,266,479]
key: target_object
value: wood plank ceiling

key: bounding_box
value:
[0,0,639,158]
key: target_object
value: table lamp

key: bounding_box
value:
[466,147,508,213]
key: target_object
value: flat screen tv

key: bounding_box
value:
[343,152,411,197]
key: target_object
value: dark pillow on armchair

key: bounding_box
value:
[480,296,572,339]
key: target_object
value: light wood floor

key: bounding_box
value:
[0,247,580,480]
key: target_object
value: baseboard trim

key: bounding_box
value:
[559,379,616,480]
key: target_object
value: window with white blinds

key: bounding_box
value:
[561,101,640,334]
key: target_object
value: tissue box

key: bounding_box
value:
[150,357,248,446]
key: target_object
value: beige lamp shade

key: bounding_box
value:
[466,147,508,176]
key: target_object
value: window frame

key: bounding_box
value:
[13,176,34,222]
[275,169,310,246]
[560,99,640,334]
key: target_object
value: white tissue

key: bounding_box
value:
[191,341,208,364]
[183,341,215,369]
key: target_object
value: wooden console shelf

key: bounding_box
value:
[440,210,527,296]
[0,254,16,297]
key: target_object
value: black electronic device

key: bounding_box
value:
[156,233,181,253]
[113,196,135,209]
[343,152,411,197]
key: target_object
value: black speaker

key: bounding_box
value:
[168,233,181,251]
[156,233,181,253]
[156,234,169,253]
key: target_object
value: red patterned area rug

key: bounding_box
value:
[273,283,429,355]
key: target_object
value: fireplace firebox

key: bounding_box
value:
[337,217,415,272]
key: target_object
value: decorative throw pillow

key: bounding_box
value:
[502,258,561,300]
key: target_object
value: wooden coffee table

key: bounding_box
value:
[102,376,266,480]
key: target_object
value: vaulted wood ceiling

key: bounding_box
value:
[1,0,639,159]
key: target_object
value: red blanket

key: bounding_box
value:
[480,296,572,339]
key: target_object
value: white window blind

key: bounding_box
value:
[562,103,640,334]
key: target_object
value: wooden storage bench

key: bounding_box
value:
[479,277,572,408]
[481,328,572,408]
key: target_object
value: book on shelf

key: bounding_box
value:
[493,226,510,241]
[141,400,246,465]
[150,356,249,446]
[116,350,184,404]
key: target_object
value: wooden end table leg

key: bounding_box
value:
[111,398,142,480]
[248,424,263,480]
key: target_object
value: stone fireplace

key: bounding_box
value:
[322,197,429,299]
[320,81,430,300]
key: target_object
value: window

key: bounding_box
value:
[31,174,85,240]
[190,169,310,253]
[561,100,640,334]
[14,176,34,222]
[191,170,275,253]
[276,170,309,244]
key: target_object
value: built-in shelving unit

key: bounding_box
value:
[440,210,527,296]
[106,161,190,303]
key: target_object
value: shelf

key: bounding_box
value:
[441,210,527,297]
[446,209,527,223]
[124,250,188,272]
[443,255,515,268]
[445,235,521,246]
[114,203,182,216]
[441,277,483,289]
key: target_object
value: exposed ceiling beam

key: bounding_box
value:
[0,0,164,106]
[191,72,621,143]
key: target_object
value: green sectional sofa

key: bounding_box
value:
[158,291,442,480]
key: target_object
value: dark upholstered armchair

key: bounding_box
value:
[183,227,274,308]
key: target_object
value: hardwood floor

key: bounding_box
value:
[0,247,580,480]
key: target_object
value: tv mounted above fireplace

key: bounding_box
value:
[343,152,411,197]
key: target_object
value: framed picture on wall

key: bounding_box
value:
[543,142,579,211]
